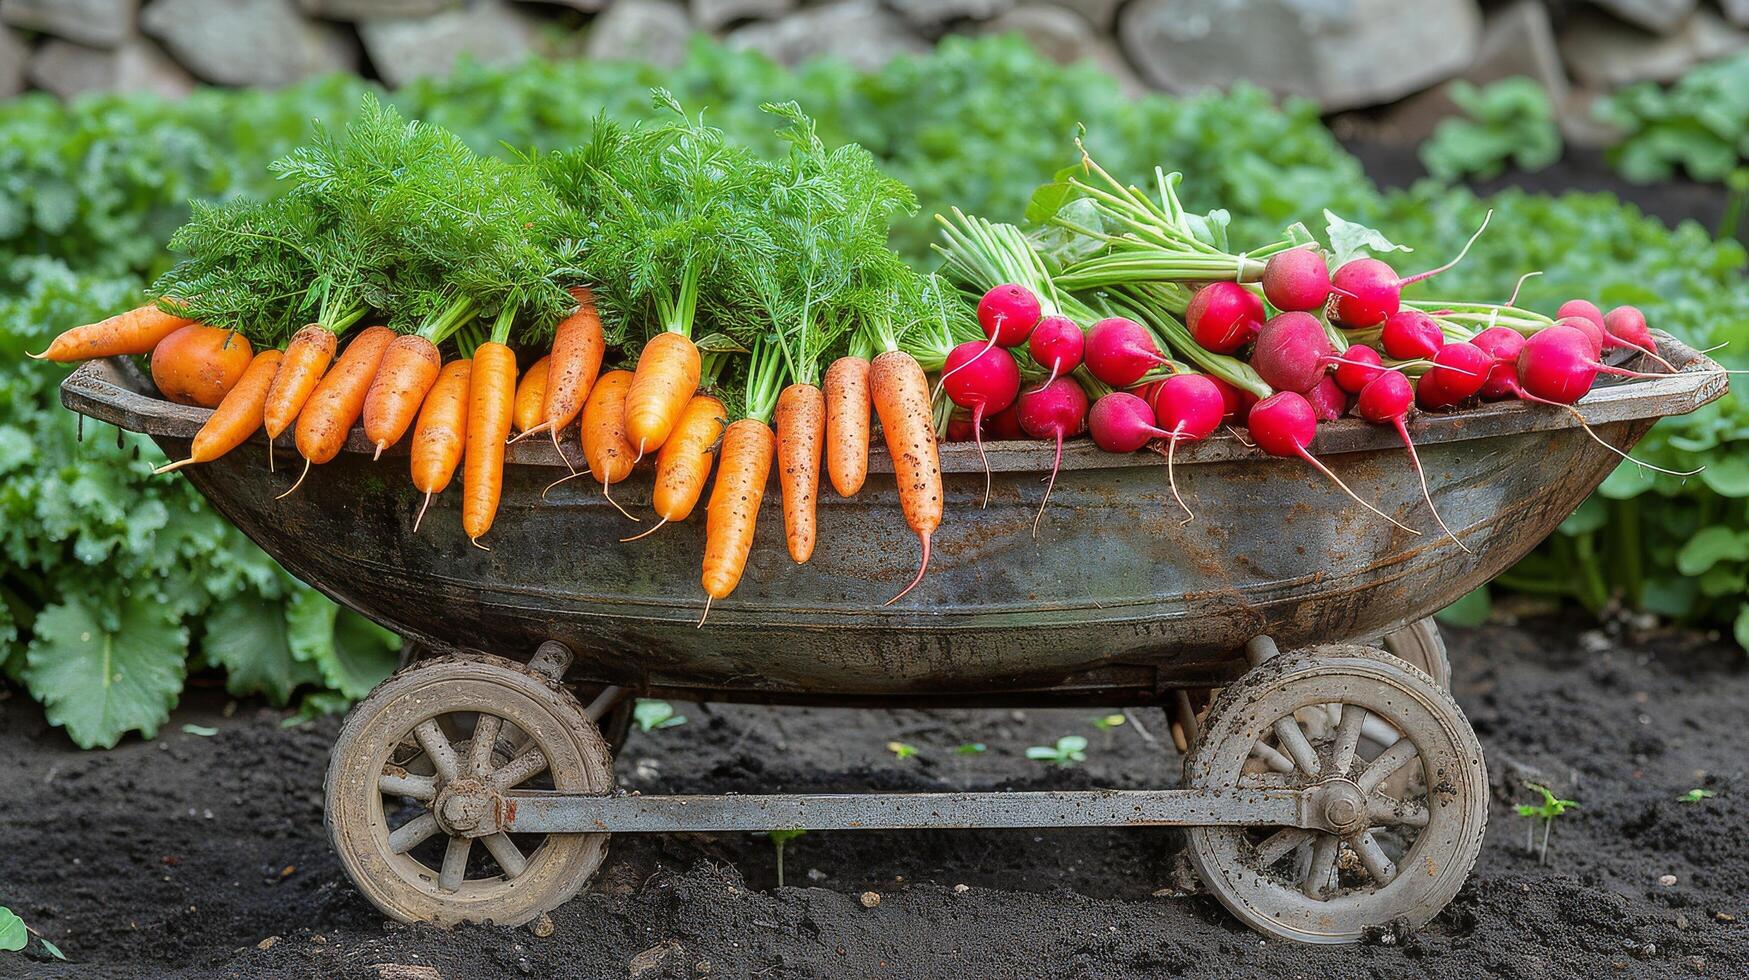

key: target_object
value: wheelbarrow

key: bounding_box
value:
[60,333,1727,944]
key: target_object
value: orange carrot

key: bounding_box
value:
[512,356,551,434]
[149,324,254,408]
[701,418,774,604]
[284,326,394,494]
[154,349,283,474]
[563,368,639,518]
[824,355,870,497]
[461,341,517,546]
[362,335,442,459]
[870,350,942,605]
[624,331,701,456]
[264,324,341,442]
[31,305,193,362]
[624,394,725,542]
[522,287,604,447]
[410,359,471,531]
[775,383,825,563]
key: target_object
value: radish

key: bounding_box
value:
[1088,391,1168,453]
[942,340,1022,507]
[1355,371,1467,551]
[946,412,977,442]
[985,403,1025,440]
[1333,344,1386,394]
[1517,324,1659,404]
[1602,305,1676,371]
[1380,310,1445,361]
[1084,317,1170,387]
[1209,374,1255,423]
[1306,375,1350,421]
[1185,282,1265,354]
[1329,211,1492,328]
[1556,299,1605,331]
[1016,376,1090,535]
[977,284,1041,347]
[1247,391,1417,533]
[1415,341,1491,410]
[1554,315,1605,357]
[1150,374,1225,522]
[1471,325,1527,401]
[1027,315,1085,388]
[1261,247,1333,312]
[1251,312,1333,393]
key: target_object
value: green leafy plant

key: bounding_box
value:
[1515,782,1579,864]
[0,906,64,960]
[886,741,919,760]
[764,827,807,888]
[1090,713,1126,732]
[955,742,987,755]
[1677,788,1717,804]
[1420,77,1562,182]
[1598,53,1749,183]
[1026,735,1088,767]
[633,699,686,732]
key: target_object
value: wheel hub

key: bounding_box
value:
[432,777,502,838]
[1312,778,1370,837]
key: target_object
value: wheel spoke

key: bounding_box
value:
[379,771,437,801]
[387,812,439,854]
[480,832,529,878]
[1351,831,1398,886]
[1250,740,1296,774]
[1329,705,1367,777]
[1273,716,1321,777]
[414,720,461,783]
[490,747,550,791]
[1253,828,1312,867]
[1356,738,1419,795]
[438,835,471,893]
[1368,795,1429,828]
[1301,833,1339,899]
[468,714,504,776]
[1360,713,1403,750]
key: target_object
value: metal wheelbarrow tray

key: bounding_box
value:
[60,333,1728,944]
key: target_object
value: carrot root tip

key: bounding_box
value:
[154,458,193,475]
[414,491,433,533]
[470,537,491,552]
[883,530,932,607]
[275,458,311,500]
[620,517,668,543]
[696,594,713,629]
[373,442,386,462]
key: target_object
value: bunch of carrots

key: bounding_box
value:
[41,97,1713,618]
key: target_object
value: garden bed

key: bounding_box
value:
[2,614,1744,978]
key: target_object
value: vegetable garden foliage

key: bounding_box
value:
[0,37,1744,748]
[1598,52,1749,184]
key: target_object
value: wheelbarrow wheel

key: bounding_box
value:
[1381,618,1451,691]
[1183,645,1486,944]
[325,653,614,926]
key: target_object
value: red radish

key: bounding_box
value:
[1084,317,1170,387]
[1017,376,1090,535]
[1333,344,1386,394]
[1247,391,1417,533]
[1355,371,1467,551]
[1415,341,1491,409]
[1185,282,1265,354]
[1209,375,1255,422]
[1027,315,1085,388]
[977,284,1042,347]
[1262,248,1333,312]
[1305,375,1350,421]
[946,413,977,442]
[1602,305,1676,371]
[1554,315,1605,357]
[942,340,1023,507]
[1088,392,1168,453]
[1251,312,1334,393]
[1380,310,1445,361]
[1471,326,1528,401]
[1329,211,1492,328]
[1151,374,1225,522]
[1556,299,1605,331]
[985,404,1025,440]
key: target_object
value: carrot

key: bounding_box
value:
[870,349,942,605]
[775,383,825,563]
[824,355,871,497]
[519,287,604,448]
[149,324,254,408]
[154,349,283,474]
[264,324,340,443]
[461,341,517,546]
[624,331,701,456]
[410,359,471,531]
[512,356,551,434]
[558,368,639,519]
[362,335,442,459]
[283,325,395,494]
[701,418,774,604]
[30,304,193,362]
[624,394,725,542]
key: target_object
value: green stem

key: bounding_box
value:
[416,294,480,344]
[657,260,701,338]
[743,337,787,425]
[488,295,520,347]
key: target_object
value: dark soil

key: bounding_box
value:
[3,614,1746,980]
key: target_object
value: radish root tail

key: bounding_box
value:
[1293,447,1421,535]
[1401,209,1492,287]
[1032,433,1065,539]
[1394,418,1470,554]
[973,403,992,508]
[1167,429,1193,526]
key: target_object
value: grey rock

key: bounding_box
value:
[359,0,540,86]
[0,26,24,98]
[982,4,1141,94]
[510,0,607,11]
[690,0,793,31]
[1377,0,1567,143]
[1,0,135,48]
[1559,8,1747,88]
[585,0,692,68]
[142,0,358,86]
[1588,0,1695,35]
[28,35,196,98]
[1119,0,1483,111]
[726,0,926,71]
[297,0,457,18]
[1042,0,1121,30]
[1723,0,1749,28]
[886,0,1011,28]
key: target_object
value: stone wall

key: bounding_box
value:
[1,0,1745,141]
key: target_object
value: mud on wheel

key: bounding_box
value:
[1184,645,1487,944]
[325,653,614,926]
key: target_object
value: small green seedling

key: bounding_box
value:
[954,742,986,755]
[764,828,807,888]
[0,907,64,961]
[633,700,686,733]
[1515,782,1578,864]
[887,741,919,760]
[1026,735,1088,768]
[1677,788,1716,804]
[1090,713,1126,732]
